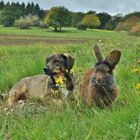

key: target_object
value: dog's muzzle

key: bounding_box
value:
[43,66,51,74]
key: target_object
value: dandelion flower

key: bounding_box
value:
[135,84,140,89]
[131,68,140,73]
[137,60,140,64]
[136,91,140,95]
[55,76,64,85]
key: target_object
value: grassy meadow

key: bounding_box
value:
[0,27,140,140]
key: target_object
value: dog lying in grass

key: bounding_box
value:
[7,53,74,106]
[78,45,121,108]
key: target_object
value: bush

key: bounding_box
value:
[15,15,40,29]
[39,20,48,28]
[76,23,87,30]
[116,16,140,32]
[81,14,101,29]
[116,22,130,31]
[15,16,32,29]
[104,19,116,30]
[129,24,140,36]
[31,15,40,26]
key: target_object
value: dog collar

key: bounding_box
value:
[66,68,74,74]
[48,76,66,98]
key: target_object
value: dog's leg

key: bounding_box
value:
[7,80,27,106]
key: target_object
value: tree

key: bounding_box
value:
[105,14,123,30]
[116,16,140,32]
[81,14,101,29]
[97,12,111,29]
[0,1,4,10]
[124,12,140,21]
[71,12,85,27]
[15,16,32,29]
[129,24,140,36]
[87,10,96,14]
[104,19,116,30]
[5,2,10,7]
[44,7,71,32]
[1,6,23,26]
[38,9,45,19]
[26,2,32,15]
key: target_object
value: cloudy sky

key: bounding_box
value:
[4,0,140,15]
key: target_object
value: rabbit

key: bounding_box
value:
[79,45,121,108]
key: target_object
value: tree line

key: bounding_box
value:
[0,1,45,26]
[0,1,140,36]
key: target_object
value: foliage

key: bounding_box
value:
[124,12,140,20]
[76,23,87,30]
[129,23,140,36]
[1,6,23,26]
[116,16,140,32]
[115,22,129,31]
[97,12,111,29]
[15,16,32,29]
[0,1,4,10]
[15,15,40,29]
[39,20,48,28]
[44,6,71,32]
[0,1,45,25]
[0,27,139,139]
[125,16,140,30]
[81,14,101,29]
[31,15,40,26]
[86,10,96,14]
[71,12,85,27]
[105,14,123,30]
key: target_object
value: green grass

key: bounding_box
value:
[0,27,139,140]
[0,26,131,39]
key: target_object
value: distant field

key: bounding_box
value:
[0,26,129,38]
[0,27,139,139]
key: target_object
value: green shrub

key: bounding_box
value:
[116,22,130,31]
[39,20,48,28]
[76,23,87,30]
[15,16,32,29]
[129,24,140,36]
[15,15,40,29]
[31,15,40,26]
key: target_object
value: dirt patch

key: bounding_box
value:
[0,34,87,46]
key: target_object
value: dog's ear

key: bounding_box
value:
[61,53,75,71]
[94,45,103,62]
[105,50,121,68]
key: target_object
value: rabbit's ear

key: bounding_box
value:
[105,50,121,67]
[94,45,103,62]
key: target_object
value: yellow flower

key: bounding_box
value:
[54,90,59,94]
[55,76,64,85]
[136,91,140,95]
[70,69,74,74]
[135,84,140,89]
[131,68,140,73]
[137,60,140,64]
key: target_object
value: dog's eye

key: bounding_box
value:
[55,62,60,66]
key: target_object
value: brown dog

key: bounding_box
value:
[79,45,121,107]
[7,53,74,106]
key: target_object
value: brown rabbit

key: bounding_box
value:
[79,45,121,107]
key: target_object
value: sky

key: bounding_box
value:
[3,0,140,15]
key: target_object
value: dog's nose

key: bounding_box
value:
[43,66,49,74]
